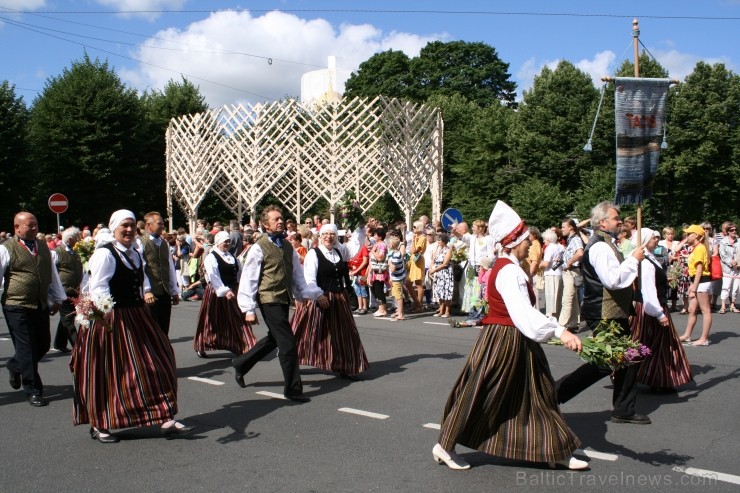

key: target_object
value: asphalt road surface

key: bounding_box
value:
[1,301,739,492]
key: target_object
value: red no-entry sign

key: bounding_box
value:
[48,193,69,214]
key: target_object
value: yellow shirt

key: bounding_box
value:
[688,242,708,278]
[521,239,542,276]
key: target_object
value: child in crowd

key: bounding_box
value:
[449,256,494,328]
[388,235,407,321]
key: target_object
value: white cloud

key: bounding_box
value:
[0,0,45,10]
[651,48,733,81]
[574,51,617,87]
[515,57,560,97]
[94,0,187,21]
[120,10,445,107]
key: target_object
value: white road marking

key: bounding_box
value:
[255,391,287,400]
[338,407,389,420]
[577,448,618,461]
[423,423,441,430]
[423,322,451,326]
[673,466,740,485]
[187,376,224,386]
[0,337,10,341]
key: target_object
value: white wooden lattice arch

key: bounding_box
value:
[166,95,443,230]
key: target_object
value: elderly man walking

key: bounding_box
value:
[51,226,84,352]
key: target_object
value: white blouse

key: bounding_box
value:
[205,249,240,298]
[639,257,667,321]
[88,241,152,297]
[495,253,565,342]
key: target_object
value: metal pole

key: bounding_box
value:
[633,18,642,248]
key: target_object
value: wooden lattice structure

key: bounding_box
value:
[166,95,443,230]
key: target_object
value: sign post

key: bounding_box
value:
[48,193,69,234]
[441,208,463,232]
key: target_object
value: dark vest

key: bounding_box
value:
[580,231,634,321]
[636,257,668,307]
[55,245,84,296]
[256,234,294,305]
[2,237,53,310]
[481,257,536,326]
[140,235,173,296]
[104,244,145,308]
[315,247,349,293]
[211,250,239,290]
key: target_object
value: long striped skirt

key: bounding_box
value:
[438,324,580,462]
[70,306,178,430]
[631,302,693,389]
[291,292,369,375]
[193,285,256,355]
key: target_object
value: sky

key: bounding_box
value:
[1,0,738,108]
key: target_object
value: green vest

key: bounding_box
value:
[140,235,173,296]
[55,245,83,296]
[2,238,53,309]
[256,234,294,305]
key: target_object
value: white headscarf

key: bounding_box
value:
[94,228,114,248]
[488,201,530,250]
[214,231,230,247]
[319,223,338,236]
[631,228,658,247]
[108,209,136,232]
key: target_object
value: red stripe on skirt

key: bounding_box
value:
[291,292,369,375]
[70,306,178,429]
[193,285,256,354]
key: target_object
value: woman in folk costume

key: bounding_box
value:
[70,210,194,444]
[433,201,586,471]
[291,224,369,380]
[193,231,256,358]
[630,228,693,392]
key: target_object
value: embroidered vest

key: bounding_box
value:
[256,234,294,305]
[315,247,349,293]
[2,238,53,309]
[481,257,535,326]
[140,235,173,296]
[211,250,239,290]
[55,245,83,295]
[104,244,145,308]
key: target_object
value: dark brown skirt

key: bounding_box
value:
[631,302,693,389]
[291,292,369,375]
[193,285,256,355]
[438,324,580,462]
[70,306,177,429]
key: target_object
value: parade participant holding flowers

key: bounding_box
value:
[433,201,585,471]
[70,210,194,443]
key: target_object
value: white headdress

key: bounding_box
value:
[214,231,231,247]
[108,209,136,232]
[488,201,529,249]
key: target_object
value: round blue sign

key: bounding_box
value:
[441,208,464,231]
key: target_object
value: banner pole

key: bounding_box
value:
[632,18,642,247]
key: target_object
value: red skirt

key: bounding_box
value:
[70,306,178,429]
[193,285,256,355]
[291,292,369,375]
[631,302,693,389]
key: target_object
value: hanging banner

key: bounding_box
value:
[614,77,671,205]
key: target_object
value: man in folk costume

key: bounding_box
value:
[139,212,180,335]
[233,205,314,403]
[1,212,66,407]
[52,227,84,352]
[556,201,650,424]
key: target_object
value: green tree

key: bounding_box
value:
[509,177,573,230]
[507,61,599,203]
[29,54,148,227]
[0,81,31,215]
[344,50,416,101]
[141,77,209,224]
[654,62,740,225]
[412,41,517,106]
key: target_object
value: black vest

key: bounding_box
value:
[580,231,634,320]
[104,244,145,308]
[211,250,239,290]
[635,257,668,307]
[315,248,349,293]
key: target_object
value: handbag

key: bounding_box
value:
[370,259,387,273]
[710,255,722,281]
[535,275,545,290]
[573,272,584,287]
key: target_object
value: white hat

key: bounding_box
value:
[214,231,231,247]
[108,209,136,231]
[94,228,113,248]
[488,201,530,249]
[631,227,658,247]
[319,223,338,236]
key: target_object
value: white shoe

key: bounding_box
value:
[548,456,589,470]
[432,443,470,470]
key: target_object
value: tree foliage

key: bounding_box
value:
[343,50,415,101]
[0,82,30,217]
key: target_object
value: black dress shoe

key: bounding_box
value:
[9,370,21,390]
[339,372,361,381]
[28,394,48,407]
[195,350,208,359]
[162,422,196,436]
[53,347,72,353]
[284,393,311,403]
[89,427,120,443]
[232,358,246,388]
[610,414,651,424]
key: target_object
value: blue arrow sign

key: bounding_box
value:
[441,208,463,231]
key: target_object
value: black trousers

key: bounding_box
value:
[3,304,50,395]
[371,280,386,305]
[147,294,172,335]
[53,299,78,350]
[555,318,639,418]
[232,303,302,396]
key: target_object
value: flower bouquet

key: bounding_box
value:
[667,261,683,289]
[335,191,364,231]
[74,292,115,332]
[450,245,468,263]
[73,238,95,271]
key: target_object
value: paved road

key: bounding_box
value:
[1,302,739,492]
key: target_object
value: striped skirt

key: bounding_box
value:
[70,306,178,430]
[631,302,693,389]
[438,324,580,462]
[291,292,369,375]
[193,285,256,355]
